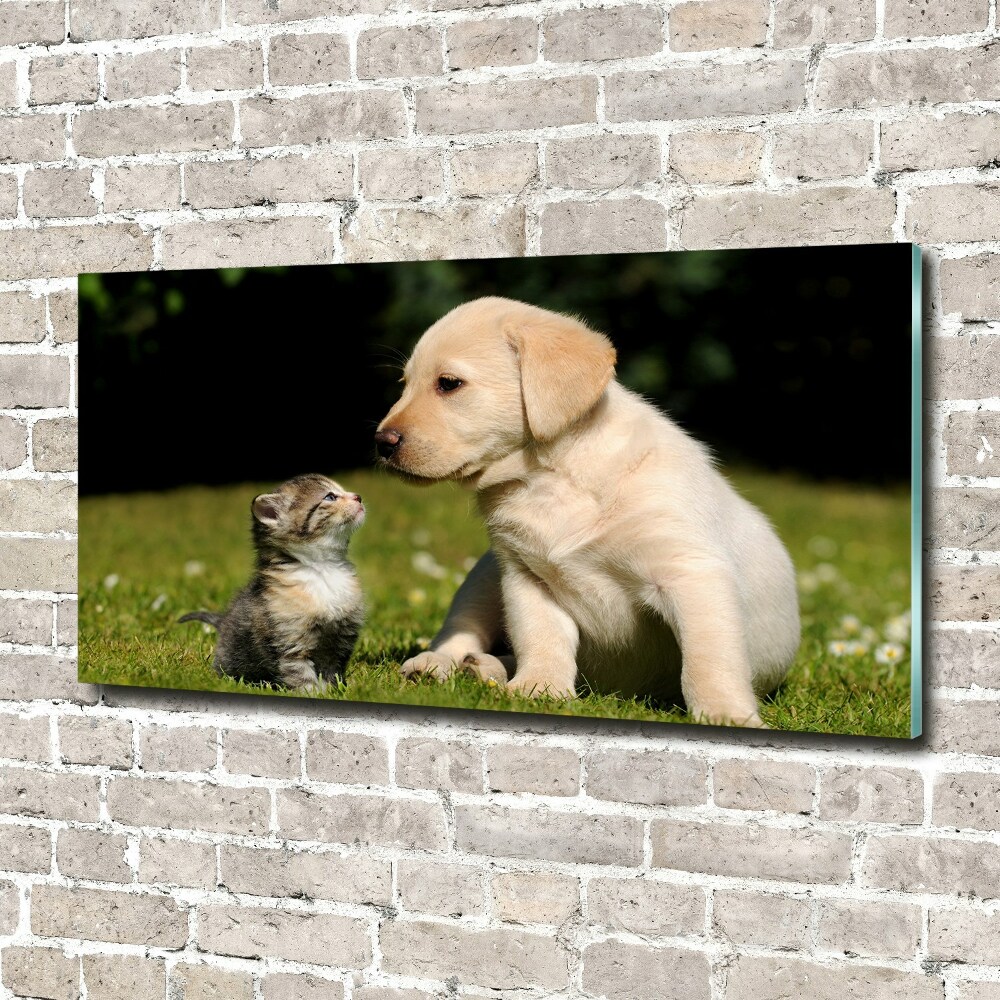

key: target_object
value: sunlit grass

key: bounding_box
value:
[79,468,913,737]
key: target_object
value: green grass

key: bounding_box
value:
[79,468,913,737]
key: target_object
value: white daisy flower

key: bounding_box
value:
[884,612,911,643]
[411,551,447,579]
[798,571,819,593]
[184,560,205,577]
[828,640,850,657]
[103,573,119,590]
[150,593,167,611]
[839,614,862,636]
[847,641,869,656]
[876,642,906,664]
[815,563,839,583]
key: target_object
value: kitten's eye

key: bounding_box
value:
[324,492,338,502]
[437,375,463,394]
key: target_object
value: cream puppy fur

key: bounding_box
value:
[375,297,800,727]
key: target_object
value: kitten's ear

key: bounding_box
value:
[252,493,285,525]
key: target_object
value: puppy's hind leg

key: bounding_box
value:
[401,550,505,681]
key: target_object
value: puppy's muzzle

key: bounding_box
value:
[375,428,403,459]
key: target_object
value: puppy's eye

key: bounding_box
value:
[437,375,463,393]
[324,492,338,502]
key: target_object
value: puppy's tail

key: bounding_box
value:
[178,611,222,629]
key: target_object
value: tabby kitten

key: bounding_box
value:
[179,474,365,690]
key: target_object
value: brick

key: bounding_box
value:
[942,254,1000,321]
[0,599,53,646]
[161,216,332,269]
[359,25,442,78]
[0,417,28,470]
[229,0,391,23]
[29,54,98,106]
[398,859,483,917]
[104,163,180,213]
[772,122,873,181]
[0,879,18,935]
[582,940,710,1000]
[223,728,299,778]
[353,989,434,1000]
[138,836,216,889]
[653,820,852,883]
[0,824,51,873]
[359,148,444,201]
[930,488,1000,549]
[0,714,49,766]
[451,143,537,196]
[106,776,271,836]
[929,906,1000,964]
[681,186,895,250]
[33,418,77,472]
[547,133,660,190]
[170,964,254,1000]
[882,113,1000,173]
[1,946,79,1000]
[343,203,524,263]
[0,479,75,535]
[381,920,568,990]
[934,772,1000,831]
[55,601,76,645]
[395,737,483,792]
[187,41,263,91]
[57,829,131,884]
[0,354,63,409]
[59,715,132,768]
[774,0,875,45]
[726,955,943,1000]
[262,974,344,1000]
[0,173,16,217]
[0,654,94,703]
[74,104,233,157]
[820,765,923,823]
[492,871,578,925]
[32,885,187,947]
[817,45,1000,110]
[0,114,66,164]
[416,77,596,134]
[0,293,46,343]
[955,985,1000,1000]
[932,699,1000,756]
[185,153,351,209]
[586,749,707,806]
[83,955,166,1000]
[104,50,181,100]
[448,18,536,69]
[930,628,1000,687]
[198,904,370,967]
[278,789,446,849]
[713,890,810,949]
[0,2,64,46]
[305,732,389,785]
[24,168,96,220]
[241,91,406,146]
[456,803,643,865]
[541,198,666,255]
[0,61,17,109]
[864,833,1000,897]
[0,768,97,822]
[930,335,1000,401]
[588,878,704,937]
[141,724,216,773]
[70,0,221,40]
[268,32,350,85]
[908,184,1000,244]
[885,0,988,38]
[944,411,1000,477]
[930,566,1000,622]
[817,897,922,960]
[670,0,767,51]
[47,290,75,344]
[714,759,815,813]
[545,7,663,61]
[487,745,580,795]
[0,225,154,281]
[220,844,391,904]
[606,61,806,123]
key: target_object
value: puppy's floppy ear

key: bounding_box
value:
[252,493,286,525]
[506,312,616,442]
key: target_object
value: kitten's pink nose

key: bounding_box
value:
[351,494,362,504]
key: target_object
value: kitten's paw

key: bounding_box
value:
[401,651,457,681]
[507,672,576,700]
[460,653,509,685]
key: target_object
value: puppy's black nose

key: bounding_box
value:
[375,428,402,458]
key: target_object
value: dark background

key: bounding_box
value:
[80,244,914,495]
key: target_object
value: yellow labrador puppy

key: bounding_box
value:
[375,297,800,727]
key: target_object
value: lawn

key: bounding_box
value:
[78,468,914,737]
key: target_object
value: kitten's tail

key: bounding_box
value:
[178,611,222,629]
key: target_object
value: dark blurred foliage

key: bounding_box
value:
[80,245,914,494]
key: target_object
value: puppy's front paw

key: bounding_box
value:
[507,672,576,700]
[461,652,509,685]
[401,651,457,681]
[687,700,767,729]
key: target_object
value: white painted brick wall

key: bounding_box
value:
[0,0,998,996]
